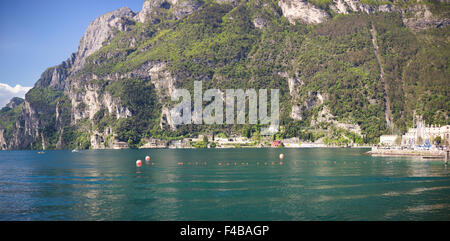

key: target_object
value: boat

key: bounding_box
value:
[72,143,81,152]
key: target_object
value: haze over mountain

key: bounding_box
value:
[0,0,448,150]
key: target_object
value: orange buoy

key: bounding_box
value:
[136,160,143,167]
[145,156,151,162]
[279,154,285,160]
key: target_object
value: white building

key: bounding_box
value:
[380,135,399,146]
[401,116,450,146]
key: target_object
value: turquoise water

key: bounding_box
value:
[0,148,449,221]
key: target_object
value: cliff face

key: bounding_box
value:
[10,100,41,149]
[1,0,449,149]
[74,7,137,72]
[6,7,140,149]
[401,3,450,30]
[136,0,205,23]
[0,128,6,150]
[277,0,398,25]
[278,0,330,24]
[277,0,449,27]
[35,7,137,91]
[5,97,24,109]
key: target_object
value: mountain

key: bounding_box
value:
[0,0,448,150]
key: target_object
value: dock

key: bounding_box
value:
[367,147,446,159]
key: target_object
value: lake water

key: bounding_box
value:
[0,148,449,221]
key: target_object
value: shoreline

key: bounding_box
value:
[366,148,447,159]
[0,146,373,151]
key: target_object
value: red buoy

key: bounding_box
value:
[145,156,151,162]
[136,160,142,167]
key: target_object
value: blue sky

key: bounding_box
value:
[0,0,144,92]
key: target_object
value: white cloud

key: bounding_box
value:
[0,83,32,108]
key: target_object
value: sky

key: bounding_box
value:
[0,0,144,107]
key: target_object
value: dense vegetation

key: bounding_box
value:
[1,0,448,149]
[107,78,160,148]
[84,0,448,144]
[0,102,23,144]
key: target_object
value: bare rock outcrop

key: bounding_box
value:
[278,0,330,24]
[74,7,136,71]
[291,92,325,121]
[136,0,203,23]
[401,4,450,30]
[0,129,6,150]
[253,17,269,29]
[278,0,448,31]
[330,0,395,14]
[5,97,24,109]
[10,100,41,149]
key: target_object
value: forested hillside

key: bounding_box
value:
[0,0,448,149]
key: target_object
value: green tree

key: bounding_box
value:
[434,136,442,145]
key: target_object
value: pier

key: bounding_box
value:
[367,146,447,159]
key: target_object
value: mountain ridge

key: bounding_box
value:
[0,0,448,150]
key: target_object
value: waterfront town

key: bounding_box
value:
[109,115,449,161]
[372,116,449,160]
[379,124,449,148]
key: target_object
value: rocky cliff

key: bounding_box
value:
[278,0,449,29]
[1,0,448,149]
[5,97,24,109]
